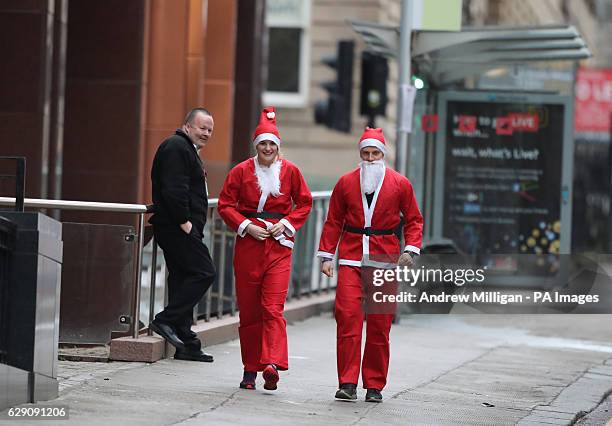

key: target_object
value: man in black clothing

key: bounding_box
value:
[149,108,217,362]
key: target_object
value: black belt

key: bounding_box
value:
[241,211,284,219]
[343,224,397,236]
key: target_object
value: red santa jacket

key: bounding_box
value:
[218,157,312,249]
[317,165,423,267]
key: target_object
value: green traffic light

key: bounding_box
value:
[412,76,425,89]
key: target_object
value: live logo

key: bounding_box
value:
[508,113,539,132]
[496,112,539,135]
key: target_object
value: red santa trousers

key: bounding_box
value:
[335,265,393,390]
[233,234,291,372]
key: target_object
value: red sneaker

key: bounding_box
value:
[262,364,279,390]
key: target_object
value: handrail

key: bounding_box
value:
[0,197,149,213]
[0,192,333,212]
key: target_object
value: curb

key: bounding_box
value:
[109,292,335,362]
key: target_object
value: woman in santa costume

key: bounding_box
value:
[218,107,312,391]
[317,127,423,403]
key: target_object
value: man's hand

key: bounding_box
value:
[180,221,193,234]
[398,252,415,268]
[246,223,270,241]
[321,260,334,277]
[269,222,286,238]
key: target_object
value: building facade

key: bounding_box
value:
[0,0,264,224]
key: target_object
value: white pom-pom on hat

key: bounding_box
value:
[267,111,275,119]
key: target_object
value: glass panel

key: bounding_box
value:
[59,223,135,344]
[267,27,301,93]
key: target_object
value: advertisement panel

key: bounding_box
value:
[575,68,612,134]
[434,92,573,283]
[572,68,612,252]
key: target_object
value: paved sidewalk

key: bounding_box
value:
[3,314,612,425]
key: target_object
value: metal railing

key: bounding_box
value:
[0,191,334,340]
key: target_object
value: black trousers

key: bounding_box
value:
[153,224,216,350]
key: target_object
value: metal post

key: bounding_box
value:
[395,0,413,177]
[147,239,158,336]
[205,209,217,321]
[131,213,145,338]
[15,157,25,213]
[216,228,227,319]
[294,232,303,300]
[310,202,323,294]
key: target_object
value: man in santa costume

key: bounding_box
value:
[218,107,312,391]
[318,127,423,403]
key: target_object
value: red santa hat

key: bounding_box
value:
[253,106,281,148]
[359,127,386,155]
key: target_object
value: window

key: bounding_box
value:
[264,0,311,107]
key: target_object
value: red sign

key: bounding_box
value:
[575,68,612,133]
[458,115,477,133]
[495,117,513,135]
[422,114,438,132]
[508,113,539,132]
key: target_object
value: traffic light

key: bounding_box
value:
[412,75,425,89]
[314,40,354,133]
[360,51,388,124]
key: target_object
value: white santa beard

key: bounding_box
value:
[254,158,282,197]
[360,160,384,194]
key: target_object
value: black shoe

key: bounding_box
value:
[335,383,357,401]
[239,371,257,390]
[150,321,185,350]
[173,349,214,362]
[365,388,383,403]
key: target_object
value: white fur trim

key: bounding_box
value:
[316,251,334,260]
[280,219,295,237]
[339,259,362,267]
[237,219,252,237]
[253,133,281,147]
[279,239,294,249]
[361,257,397,269]
[359,138,386,154]
[404,245,421,255]
[257,192,268,213]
